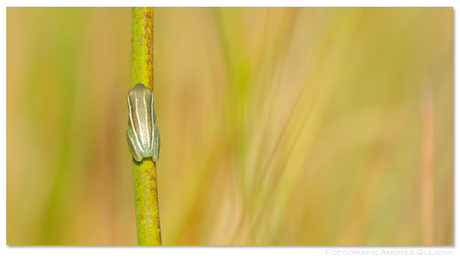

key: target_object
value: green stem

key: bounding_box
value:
[131,7,161,245]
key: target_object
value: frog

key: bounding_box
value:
[126,83,160,162]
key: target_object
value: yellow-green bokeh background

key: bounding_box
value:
[7,7,453,245]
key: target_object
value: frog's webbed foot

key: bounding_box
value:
[127,128,143,162]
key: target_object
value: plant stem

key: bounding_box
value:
[131,7,161,245]
[132,7,154,88]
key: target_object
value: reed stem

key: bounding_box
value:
[131,7,161,245]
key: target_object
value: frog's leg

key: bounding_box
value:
[152,124,160,162]
[127,128,143,162]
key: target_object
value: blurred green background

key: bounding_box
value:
[7,7,452,245]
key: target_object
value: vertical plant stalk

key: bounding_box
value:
[131,7,161,245]
[420,89,434,245]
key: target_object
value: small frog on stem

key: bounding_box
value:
[126,83,160,162]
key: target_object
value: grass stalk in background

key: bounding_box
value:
[420,89,434,245]
[131,7,161,245]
